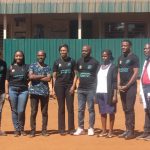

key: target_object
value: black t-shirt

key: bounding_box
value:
[118,53,139,85]
[53,57,76,86]
[77,57,99,90]
[0,59,7,93]
[6,64,29,89]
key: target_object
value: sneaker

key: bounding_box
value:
[29,131,35,138]
[97,131,108,137]
[14,131,21,137]
[118,131,128,138]
[136,132,150,140]
[88,128,94,136]
[0,130,7,136]
[144,135,150,141]
[21,131,27,136]
[41,130,49,136]
[125,131,135,140]
[73,127,85,136]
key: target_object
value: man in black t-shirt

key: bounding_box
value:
[74,45,99,136]
[0,51,7,136]
[118,40,139,140]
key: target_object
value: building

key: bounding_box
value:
[0,0,150,72]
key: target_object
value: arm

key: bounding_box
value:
[69,70,78,94]
[5,80,9,100]
[120,68,139,91]
[40,74,51,82]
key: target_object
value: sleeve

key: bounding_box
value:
[53,60,58,72]
[112,66,118,89]
[28,64,34,74]
[72,59,77,71]
[4,62,7,80]
[132,55,140,68]
[6,66,11,81]
[46,65,51,75]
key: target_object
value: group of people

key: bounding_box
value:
[0,39,150,141]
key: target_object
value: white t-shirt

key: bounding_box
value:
[96,64,111,93]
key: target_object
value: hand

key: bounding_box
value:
[69,86,75,95]
[119,85,128,92]
[5,93,9,100]
[112,96,118,104]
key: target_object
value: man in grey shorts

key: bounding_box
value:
[0,51,7,136]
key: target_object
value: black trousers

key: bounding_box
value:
[30,94,49,131]
[55,85,75,131]
[120,83,137,131]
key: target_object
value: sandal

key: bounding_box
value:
[106,132,115,138]
[98,131,108,137]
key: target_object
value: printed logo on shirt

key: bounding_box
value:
[79,65,82,69]
[67,62,71,67]
[120,68,129,73]
[119,61,122,65]
[12,69,15,73]
[59,63,62,67]
[87,65,92,69]
[0,66,4,71]
[126,59,130,64]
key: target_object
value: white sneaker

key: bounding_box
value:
[73,127,85,136]
[88,128,94,136]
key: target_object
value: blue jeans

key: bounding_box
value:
[77,89,95,129]
[9,86,28,131]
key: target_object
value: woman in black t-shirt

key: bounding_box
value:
[53,44,77,135]
[5,50,29,137]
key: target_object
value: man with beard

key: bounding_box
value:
[136,43,150,140]
[29,50,51,137]
[118,40,139,140]
[73,45,99,136]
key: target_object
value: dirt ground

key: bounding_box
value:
[0,82,150,150]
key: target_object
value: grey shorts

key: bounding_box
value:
[0,93,5,113]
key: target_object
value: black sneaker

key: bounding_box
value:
[136,132,150,140]
[125,131,135,140]
[59,130,66,136]
[41,130,49,136]
[29,131,35,138]
[118,131,128,138]
[21,131,27,136]
[14,131,21,137]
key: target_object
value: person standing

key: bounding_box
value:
[29,50,51,137]
[96,49,117,138]
[53,44,76,135]
[118,40,139,140]
[73,45,99,136]
[0,51,7,136]
[5,50,29,137]
[136,43,150,140]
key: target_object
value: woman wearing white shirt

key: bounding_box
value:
[96,49,117,138]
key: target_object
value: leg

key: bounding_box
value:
[0,93,5,129]
[40,95,49,131]
[9,88,19,131]
[66,86,75,131]
[17,91,28,131]
[30,94,39,132]
[87,90,95,128]
[0,93,6,136]
[55,86,66,132]
[109,114,115,134]
[101,114,107,133]
[78,90,86,129]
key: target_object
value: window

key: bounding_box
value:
[105,22,125,38]
[104,22,146,38]
[127,23,146,38]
